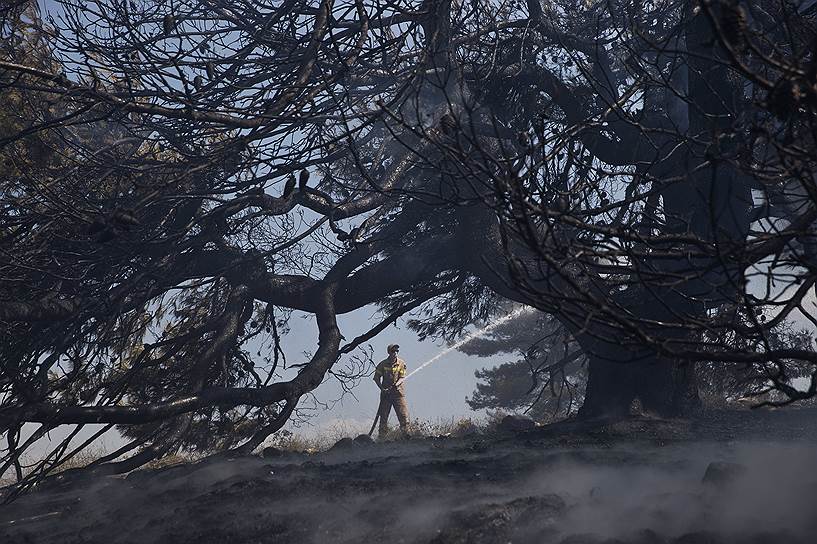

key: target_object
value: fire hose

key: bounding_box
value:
[366,309,531,437]
[367,383,400,436]
[367,401,382,437]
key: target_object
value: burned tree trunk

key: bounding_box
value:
[578,342,701,420]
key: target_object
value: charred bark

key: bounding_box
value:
[578,342,701,420]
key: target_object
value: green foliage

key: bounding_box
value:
[468,358,587,421]
[467,306,816,419]
[459,307,587,421]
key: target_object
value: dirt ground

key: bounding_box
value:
[2,408,817,544]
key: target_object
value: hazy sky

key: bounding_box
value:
[276,307,513,436]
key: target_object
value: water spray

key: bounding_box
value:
[368,306,533,436]
[403,306,533,382]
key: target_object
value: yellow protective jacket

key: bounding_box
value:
[374,357,406,390]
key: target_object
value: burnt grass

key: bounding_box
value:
[2,407,817,544]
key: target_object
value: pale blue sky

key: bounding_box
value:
[274,307,513,435]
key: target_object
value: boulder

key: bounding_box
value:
[497,414,537,433]
[329,437,357,451]
[353,434,375,445]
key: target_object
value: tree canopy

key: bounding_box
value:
[2,0,817,491]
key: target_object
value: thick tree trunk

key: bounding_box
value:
[638,358,701,417]
[579,353,637,419]
[579,349,700,419]
[576,292,703,420]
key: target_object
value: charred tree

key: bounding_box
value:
[1,0,816,491]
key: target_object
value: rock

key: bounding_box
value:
[353,434,375,445]
[329,437,357,451]
[498,414,537,433]
[701,461,747,485]
[431,494,564,544]
[261,446,284,459]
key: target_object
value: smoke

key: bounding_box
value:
[405,306,533,382]
[301,439,817,543]
[3,432,817,543]
[529,441,817,541]
[304,439,817,542]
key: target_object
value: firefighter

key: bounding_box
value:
[373,344,410,438]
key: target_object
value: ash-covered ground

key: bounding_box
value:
[2,408,817,544]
